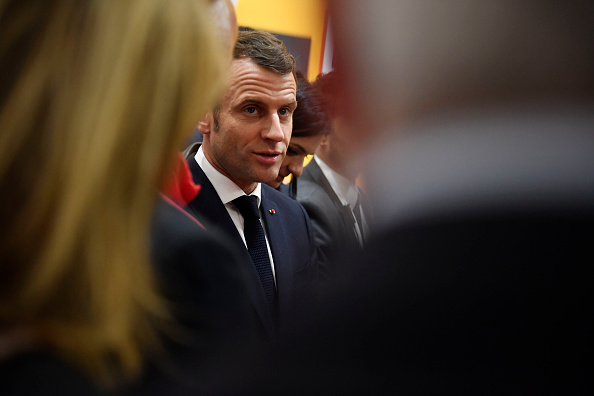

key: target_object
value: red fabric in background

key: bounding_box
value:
[163,152,201,207]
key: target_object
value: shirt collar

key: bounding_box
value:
[314,156,359,208]
[195,146,262,207]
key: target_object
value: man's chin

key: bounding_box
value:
[267,179,281,189]
[260,169,284,189]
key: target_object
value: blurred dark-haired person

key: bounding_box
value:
[184,30,318,338]
[294,70,373,284]
[267,71,329,199]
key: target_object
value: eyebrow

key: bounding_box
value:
[285,100,298,110]
[238,97,266,108]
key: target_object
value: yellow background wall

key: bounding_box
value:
[234,0,327,81]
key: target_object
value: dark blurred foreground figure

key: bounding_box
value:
[0,0,258,394]
[224,0,594,394]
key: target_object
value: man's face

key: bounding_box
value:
[203,58,297,193]
[269,134,324,189]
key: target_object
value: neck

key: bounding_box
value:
[203,141,258,194]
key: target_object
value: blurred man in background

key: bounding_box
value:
[296,70,372,284]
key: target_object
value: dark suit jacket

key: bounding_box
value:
[185,157,318,336]
[2,197,264,395]
[148,197,265,392]
[296,158,364,284]
[150,196,262,345]
[276,179,295,199]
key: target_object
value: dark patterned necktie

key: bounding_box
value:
[233,195,276,312]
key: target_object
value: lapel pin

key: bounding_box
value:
[269,209,276,215]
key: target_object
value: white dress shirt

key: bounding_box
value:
[195,147,276,284]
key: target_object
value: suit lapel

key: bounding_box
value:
[186,159,276,336]
[186,160,237,237]
[302,159,360,244]
[260,187,294,314]
[303,159,344,209]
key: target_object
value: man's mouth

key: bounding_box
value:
[254,151,282,165]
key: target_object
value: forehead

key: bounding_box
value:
[224,58,296,105]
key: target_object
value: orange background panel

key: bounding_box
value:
[234,0,327,81]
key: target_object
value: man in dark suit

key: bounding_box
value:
[296,71,371,283]
[185,30,318,337]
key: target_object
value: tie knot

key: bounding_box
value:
[233,195,260,219]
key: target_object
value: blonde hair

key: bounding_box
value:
[0,0,225,384]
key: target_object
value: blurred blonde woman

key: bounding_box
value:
[0,0,226,392]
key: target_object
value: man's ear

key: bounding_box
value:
[197,111,214,135]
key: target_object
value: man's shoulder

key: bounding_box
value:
[262,183,301,207]
[298,161,335,200]
[297,176,328,196]
[297,177,336,206]
[261,183,310,220]
[300,160,319,181]
[276,182,291,197]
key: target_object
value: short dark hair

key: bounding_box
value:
[292,71,329,137]
[233,29,296,80]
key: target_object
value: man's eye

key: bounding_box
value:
[287,147,297,155]
[279,108,289,116]
[245,106,257,114]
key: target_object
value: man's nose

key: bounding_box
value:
[262,113,285,142]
